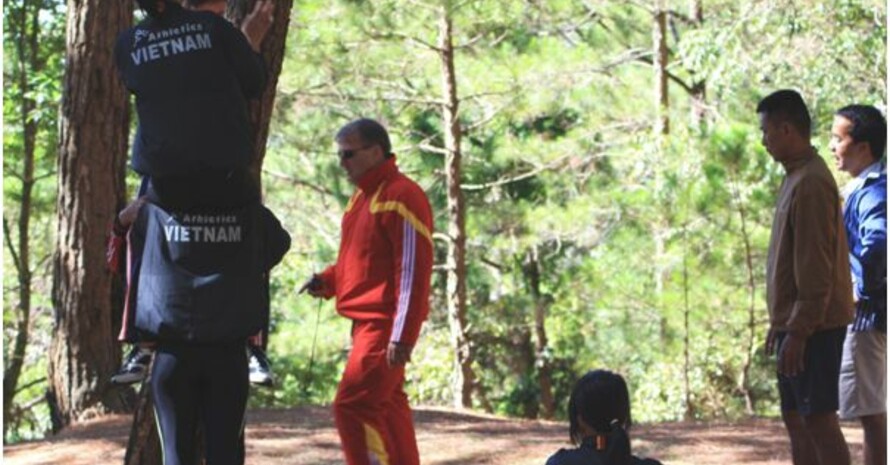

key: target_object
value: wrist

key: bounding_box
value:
[112,215,128,235]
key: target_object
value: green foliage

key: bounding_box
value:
[3,0,66,443]
[3,0,885,442]
[260,0,885,424]
[270,2,885,420]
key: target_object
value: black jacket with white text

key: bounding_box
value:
[115,3,266,177]
[130,202,290,342]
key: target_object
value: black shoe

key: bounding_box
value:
[248,345,274,387]
[111,346,153,385]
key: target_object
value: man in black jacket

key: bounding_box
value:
[115,0,271,197]
[129,200,289,464]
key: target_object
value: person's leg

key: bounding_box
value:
[200,341,249,465]
[801,411,850,465]
[777,331,818,465]
[782,410,820,465]
[151,343,199,465]
[797,327,850,465]
[381,383,419,465]
[333,319,405,465]
[160,168,257,213]
[118,205,146,344]
[840,327,886,465]
[860,413,886,465]
[111,344,154,385]
[247,273,274,386]
[112,185,156,384]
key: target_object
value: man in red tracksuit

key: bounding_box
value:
[305,118,433,465]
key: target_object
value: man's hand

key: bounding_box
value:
[778,332,807,377]
[765,327,778,355]
[241,0,274,52]
[118,196,148,228]
[298,275,324,297]
[387,341,413,367]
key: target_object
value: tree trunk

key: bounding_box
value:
[48,0,132,431]
[227,0,294,189]
[522,246,555,419]
[653,2,669,136]
[690,81,707,132]
[688,0,707,131]
[512,327,537,419]
[652,0,670,343]
[438,7,474,410]
[123,383,162,465]
[3,0,42,439]
[122,1,293,461]
[682,223,694,421]
[731,175,758,415]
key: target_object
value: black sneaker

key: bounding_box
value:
[111,346,153,385]
[248,345,274,387]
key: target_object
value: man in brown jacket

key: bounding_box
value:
[759,89,854,465]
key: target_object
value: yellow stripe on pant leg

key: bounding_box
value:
[363,423,391,465]
[152,403,167,465]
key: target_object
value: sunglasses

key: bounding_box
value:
[337,144,376,160]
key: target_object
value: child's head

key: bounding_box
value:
[568,370,631,445]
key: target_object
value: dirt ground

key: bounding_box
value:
[4,406,865,465]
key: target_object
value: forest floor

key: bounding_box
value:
[4,405,865,465]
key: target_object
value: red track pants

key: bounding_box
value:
[334,319,420,465]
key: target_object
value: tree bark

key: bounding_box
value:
[522,246,555,419]
[682,224,694,421]
[688,0,707,131]
[652,0,670,344]
[228,0,294,190]
[730,174,758,415]
[438,6,474,410]
[48,0,132,431]
[653,2,669,136]
[123,383,162,465]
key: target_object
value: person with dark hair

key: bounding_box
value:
[755,89,813,137]
[303,118,433,465]
[131,194,290,465]
[830,104,887,465]
[110,0,278,387]
[759,89,854,465]
[117,0,272,206]
[546,370,662,465]
[108,1,290,464]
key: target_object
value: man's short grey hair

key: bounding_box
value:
[336,118,393,158]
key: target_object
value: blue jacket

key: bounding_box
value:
[844,163,887,332]
[131,202,290,342]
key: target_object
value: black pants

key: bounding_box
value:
[777,326,847,416]
[151,340,249,465]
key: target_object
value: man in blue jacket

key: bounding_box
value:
[830,104,887,465]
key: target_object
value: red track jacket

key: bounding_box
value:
[318,157,433,346]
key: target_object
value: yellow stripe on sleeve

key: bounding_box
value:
[369,185,433,245]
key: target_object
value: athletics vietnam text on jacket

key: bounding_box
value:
[318,157,434,347]
[114,2,267,177]
[129,201,290,342]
